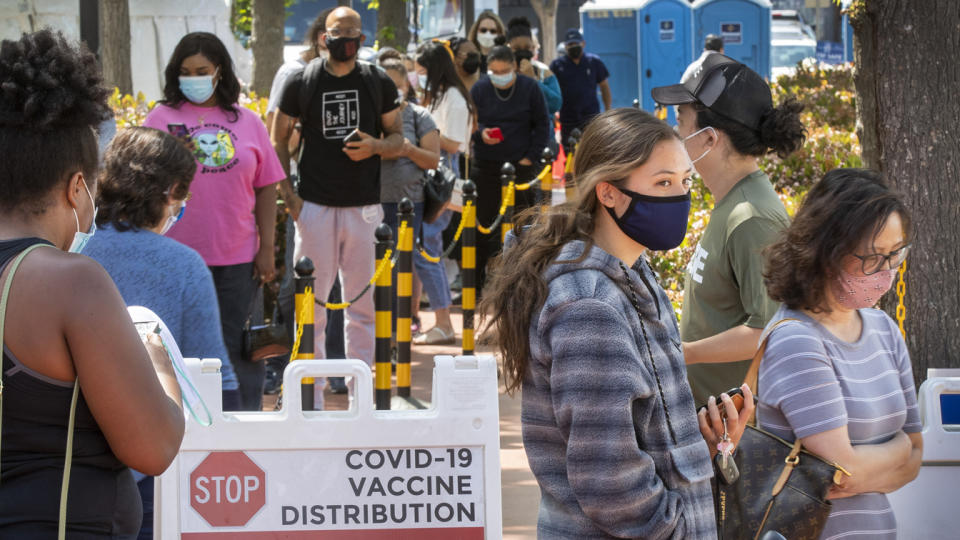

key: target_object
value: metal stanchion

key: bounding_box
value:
[540,147,554,207]
[500,162,515,244]
[565,128,582,200]
[294,256,316,411]
[462,181,477,356]
[396,198,414,398]
[374,223,393,410]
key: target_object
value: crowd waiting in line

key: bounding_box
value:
[0,5,921,540]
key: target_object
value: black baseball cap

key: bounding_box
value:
[651,54,773,131]
[563,29,584,45]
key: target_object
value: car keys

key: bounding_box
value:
[715,417,740,484]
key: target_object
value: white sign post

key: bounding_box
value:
[156,356,502,539]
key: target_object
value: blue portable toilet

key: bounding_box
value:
[580,0,692,124]
[692,0,771,80]
[842,13,854,63]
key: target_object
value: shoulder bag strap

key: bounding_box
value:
[0,244,79,538]
[741,318,800,400]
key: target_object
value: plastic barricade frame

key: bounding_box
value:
[887,370,960,539]
[156,356,502,539]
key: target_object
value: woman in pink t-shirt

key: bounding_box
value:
[144,32,285,411]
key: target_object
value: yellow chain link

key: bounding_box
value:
[477,182,515,235]
[418,202,473,263]
[515,165,552,191]
[895,259,907,339]
[324,248,394,310]
[289,285,312,361]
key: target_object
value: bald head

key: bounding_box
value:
[326,7,362,28]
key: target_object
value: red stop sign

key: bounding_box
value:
[190,451,266,527]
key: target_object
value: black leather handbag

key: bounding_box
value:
[715,320,851,540]
[422,164,457,224]
[241,287,290,363]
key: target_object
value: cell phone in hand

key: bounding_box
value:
[343,128,362,144]
[698,386,748,417]
[167,123,190,139]
[489,127,503,141]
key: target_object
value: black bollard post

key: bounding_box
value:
[294,256,316,411]
[374,223,394,410]
[396,198,414,398]
[500,162,515,244]
[461,180,477,356]
[540,146,555,207]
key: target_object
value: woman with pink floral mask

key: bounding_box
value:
[758,168,922,540]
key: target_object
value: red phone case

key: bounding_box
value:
[489,127,503,141]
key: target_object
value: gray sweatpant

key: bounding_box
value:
[294,201,382,403]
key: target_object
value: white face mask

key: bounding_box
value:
[68,177,97,253]
[160,200,186,235]
[477,33,497,49]
[683,126,717,165]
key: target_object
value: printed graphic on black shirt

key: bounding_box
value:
[323,89,360,139]
[190,124,239,173]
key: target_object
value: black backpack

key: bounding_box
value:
[297,58,385,144]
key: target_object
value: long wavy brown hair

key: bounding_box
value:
[480,108,679,394]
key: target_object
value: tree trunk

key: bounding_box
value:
[531,0,558,65]
[251,0,286,96]
[377,0,410,51]
[852,0,960,385]
[99,0,131,95]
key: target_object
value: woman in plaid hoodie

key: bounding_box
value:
[482,108,754,539]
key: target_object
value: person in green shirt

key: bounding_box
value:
[651,54,806,405]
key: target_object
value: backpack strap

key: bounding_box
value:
[357,60,384,136]
[0,243,80,538]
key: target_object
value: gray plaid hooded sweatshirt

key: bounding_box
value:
[523,240,717,539]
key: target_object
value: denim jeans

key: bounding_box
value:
[209,262,262,411]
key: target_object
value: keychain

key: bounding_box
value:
[715,417,740,484]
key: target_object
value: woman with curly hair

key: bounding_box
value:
[759,168,922,539]
[144,32,286,411]
[0,30,184,536]
[651,54,807,405]
[481,108,753,538]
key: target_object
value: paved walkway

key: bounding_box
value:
[263,309,540,538]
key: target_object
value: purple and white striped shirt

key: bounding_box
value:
[758,307,921,540]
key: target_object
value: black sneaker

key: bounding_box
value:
[328,377,348,394]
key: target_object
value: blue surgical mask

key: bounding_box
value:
[68,178,97,254]
[605,186,691,251]
[179,70,218,104]
[488,70,515,88]
[418,73,428,90]
[160,200,186,235]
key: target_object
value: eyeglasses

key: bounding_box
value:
[851,243,911,275]
[326,27,362,39]
[478,28,499,35]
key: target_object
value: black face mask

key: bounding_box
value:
[325,35,361,62]
[461,52,481,75]
[567,45,583,59]
[513,49,534,63]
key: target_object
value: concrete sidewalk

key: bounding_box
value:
[264,308,540,538]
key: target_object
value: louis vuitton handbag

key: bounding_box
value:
[715,320,851,540]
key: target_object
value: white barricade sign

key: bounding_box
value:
[887,369,960,539]
[156,356,502,539]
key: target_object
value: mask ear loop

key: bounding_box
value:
[685,126,717,164]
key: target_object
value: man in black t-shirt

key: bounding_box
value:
[272,7,402,405]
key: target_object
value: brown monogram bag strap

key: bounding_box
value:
[742,318,800,421]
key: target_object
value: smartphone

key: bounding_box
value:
[698,387,747,417]
[167,123,190,139]
[133,321,161,340]
[343,128,362,144]
[489,127,504,141]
